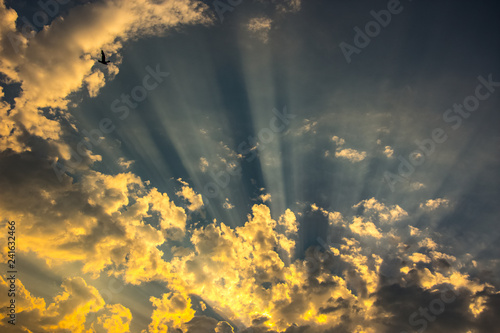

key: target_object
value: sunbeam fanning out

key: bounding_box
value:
[1,0,500,332]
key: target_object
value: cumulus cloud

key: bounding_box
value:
[383,145,394,158]
[335,148,367,162]
[117,157,134,170]
[349,216,383,239]
[420,198,450,211]
[1,1,499,333]
[223,198,234,209]
[330,136,367,162]
[0,276,112,332]
[353,197,407,224]
[331,136,345,146]
[1,186,499,332]
[0,0,211,156]
[295,119,318,135]
[90,304,133,333]
[259,193,272,203]
[147,292,196,333]
[176,184,204,211]
[83,70,106,98]
[199,157,209,172]
[247,17,272,43]
[0,152,190,283]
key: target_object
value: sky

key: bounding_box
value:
[1,0,500,332]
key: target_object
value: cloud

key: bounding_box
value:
[0,151,189,283]
[349,216,383,239]
[258,0,302,13]
[83,70,106,98]
[177,184,204,211]
[410,182,426,191]
[295,119,318,136]
[117,157,134,170]
[147,292,196,333]
[419,237,438,250]
[331,136,345,146]
[223,198,234,209]
[278,0,302,13]
[383,146,394,158]
[90,304,133,333]
[1,1,499,332]
[335,148,367,162]
[409,252,431,264]
[420,198,450,211]
[330,136,366,162]
[199,157,209,172]
[1,189,498,332]
[352,198,408,224]
[0,0,211,156]
[247,17,272,43]
[259,193,272,203]
[0,276,111,332]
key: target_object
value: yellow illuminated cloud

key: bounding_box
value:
[335,148,367,162]
[0,276,128,333]
[0,0,211,156]
[176,184,204,211]
[349,216,383,239]
[146,292,196,333]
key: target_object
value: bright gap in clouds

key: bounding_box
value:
[1,0,500,332]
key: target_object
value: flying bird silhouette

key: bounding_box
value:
[98,50,110,65]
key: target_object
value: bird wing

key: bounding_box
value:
[101,50,105,61]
